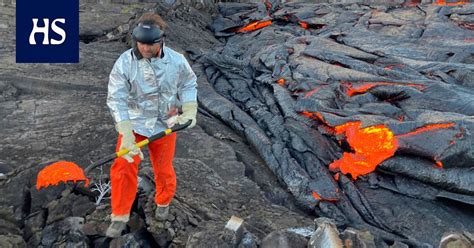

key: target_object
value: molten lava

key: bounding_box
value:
[435,161,443,168]
[397,122,455,168]
[299,21,309,29]
[433,0,469,6]
[301,111,329,125]
[312,191,339,202]
[276,78,286,86]
[396,123,455,138]
[300,111,456,178]
[329,121,398,179]
[296,21,326,30]
[36,161,89,190]
[238,20,272,33]
[300,112,315,122]
[328,122,455,178]
[342,81,426,97]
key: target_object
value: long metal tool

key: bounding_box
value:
[36,120,191,190]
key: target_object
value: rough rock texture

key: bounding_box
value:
[0,1,315,247]
[0,0,473,248]
[196,0,474,247]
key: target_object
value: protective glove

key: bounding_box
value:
[176,102,198,129]
[116,120,143,163]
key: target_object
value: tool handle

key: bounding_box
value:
[84,120,191,174]
[148,119,192,143]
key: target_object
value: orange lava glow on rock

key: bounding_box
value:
[238,20,272,33]
[299,110,457,179]
[396,123,455,138]
[312,191,339,202]
[276,78,286,86]
[329,121,398,179]
[312,191,321,200]
[433,0,468,6]
[304,87,322,98]
[342,81,426,97]
[299,21,309,29]
[300,111,330,126]
[36,161,89,190]
[300,111,312,118]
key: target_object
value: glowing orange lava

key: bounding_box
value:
[312,191,321,200]
[36,161,89,190]
[397,123,455,168]
[312,191,339,202]
[301,111,330,125]
[302,112,456,179]
[433,0,468,6]
[276,78,286,86]
[238,20,272,33]
[299,21,309,29]
[329,121,398,179]
[300,111,313,119]
[328,122,454,179]
[342,81,426,97]
[406,0,468,6]
[396,123,455,138]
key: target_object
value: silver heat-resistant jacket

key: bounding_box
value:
[107,45,197,137]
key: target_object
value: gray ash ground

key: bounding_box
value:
[0,1,473,247]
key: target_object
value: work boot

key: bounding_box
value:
[155,205,169,221]
[106,221,127,238]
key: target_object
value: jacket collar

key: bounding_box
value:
[132,42,168,63]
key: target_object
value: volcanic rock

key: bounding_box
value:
[0,0,473,247]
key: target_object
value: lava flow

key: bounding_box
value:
[396,123,455,138]
[329,121,398,179]
[36,161,89,190]
[433,0,469,6]
[326,121,455,178]
[396,122,456,168]
[342,81,426,97]
[312,191,339,203]
[276,78,286,86]
[300,111,328,125]
[237,20,272,33]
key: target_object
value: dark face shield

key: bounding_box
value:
[132,23,164,44]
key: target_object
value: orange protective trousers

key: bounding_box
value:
[110,132,177,216]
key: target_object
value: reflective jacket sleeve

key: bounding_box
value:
[178,55,197,103]
[107,54,131,123]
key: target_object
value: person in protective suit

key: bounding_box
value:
[105,12,197,238]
